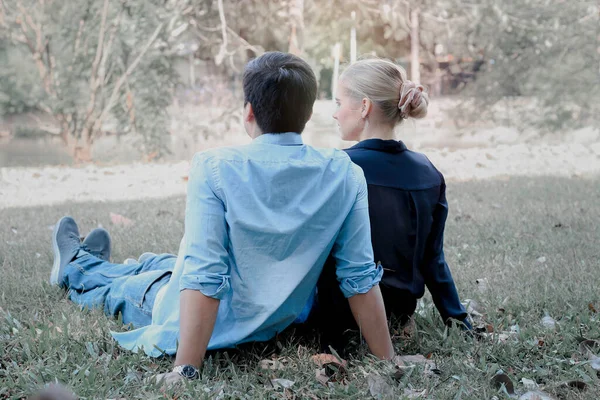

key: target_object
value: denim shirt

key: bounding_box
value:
[112,133,382,356]
[345,139,468,325]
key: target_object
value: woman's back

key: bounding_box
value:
[345,138,445,299]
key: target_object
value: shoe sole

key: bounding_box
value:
[50,217,69,285]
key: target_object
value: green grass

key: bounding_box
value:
[1,176,599,399]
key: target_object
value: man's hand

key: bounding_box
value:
[154,371,185,387]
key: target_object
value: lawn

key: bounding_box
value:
[1,176,599,399]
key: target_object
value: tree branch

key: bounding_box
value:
[94,22,164,134]
[91,0,110,89]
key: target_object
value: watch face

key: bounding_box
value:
[181,365,198,379]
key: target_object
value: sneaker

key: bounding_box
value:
[123,258,138,265]
[50,216,81,286]
[82,228,111,261]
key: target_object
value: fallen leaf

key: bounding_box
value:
[311,353,347,368]
[589,303,597,313]
[521,378,538,390]
[394,354,431,366]
[32,172,41,178]
[540,316,556,329]
[561,380,587,391]
[490,372,515,395]
[475,278,489,293]
[270,378,294,389]
[394,354,439,377]
[30,383,77,400]
[259,359,285,371]
[578,339,600,355]
[462,299,484,316]
[110,212,134,227]
[315,368,329,385]
[403,388,427,399]
[367,373,393,398]
[480,332,516,343]
[590,356,600,371]
[518,390,555,400]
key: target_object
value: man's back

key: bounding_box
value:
[112,132,379,355]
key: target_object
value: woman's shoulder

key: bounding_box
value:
[346,147,444,190]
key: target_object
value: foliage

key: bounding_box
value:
[0,0,179,161]
[0,43,44,115]
[455,0,600,130]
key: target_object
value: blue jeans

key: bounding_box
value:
[64,252,176,328]
[64,252,317,328]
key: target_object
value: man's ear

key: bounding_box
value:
[361,98,372,119]
[244,102,255,123]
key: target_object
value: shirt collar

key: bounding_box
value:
[348,139,408,153]
[252,132,304,146]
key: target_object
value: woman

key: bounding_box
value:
[316,58,470,352]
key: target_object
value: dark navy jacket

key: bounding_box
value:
[345,139,468,325]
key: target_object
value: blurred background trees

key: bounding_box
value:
[1,0,598,161]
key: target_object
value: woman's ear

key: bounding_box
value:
[361,98,372,119]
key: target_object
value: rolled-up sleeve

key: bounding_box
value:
[332,165,383,298]
[179,153,231,300]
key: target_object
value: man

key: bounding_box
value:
[50,52,394,384]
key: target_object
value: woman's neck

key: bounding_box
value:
[359,124,396,142]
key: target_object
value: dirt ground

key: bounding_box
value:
[1,99,599,209]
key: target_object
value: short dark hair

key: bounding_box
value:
[243,52,317,134]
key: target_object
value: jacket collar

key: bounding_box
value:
[252,132,304,146]
[348,139,408,153]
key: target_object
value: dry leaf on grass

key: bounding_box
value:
[520,378,538,390]
[578,339,600,354]
[403,388,428,399]
[479,331,517,343]
[311,353,347,367]
[30,384,77,400]
[367,373,393,398]
[270,378,295,389]
[110,212,134,227]
[259,359,285,371]
[560,380,587,392]
[475,278,489,293]
[518,390,555,400]
[540,315,556,329]
[490,372,515,395]
[577,339,600,371]
[315,368,330,385]
[394,354,440,377]
[312,353,348,386]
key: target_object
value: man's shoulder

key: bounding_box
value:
[193,144,351,165]
[309,146,352,162]
[190,146,252,170]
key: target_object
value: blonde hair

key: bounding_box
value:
[340,58,429,125]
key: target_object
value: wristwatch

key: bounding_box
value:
[173,364,199,380]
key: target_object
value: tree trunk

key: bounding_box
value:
[288,0,304,55]
[410,9,421,84]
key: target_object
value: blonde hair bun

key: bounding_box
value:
[340,58,429,125]
[398,81,429,120]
